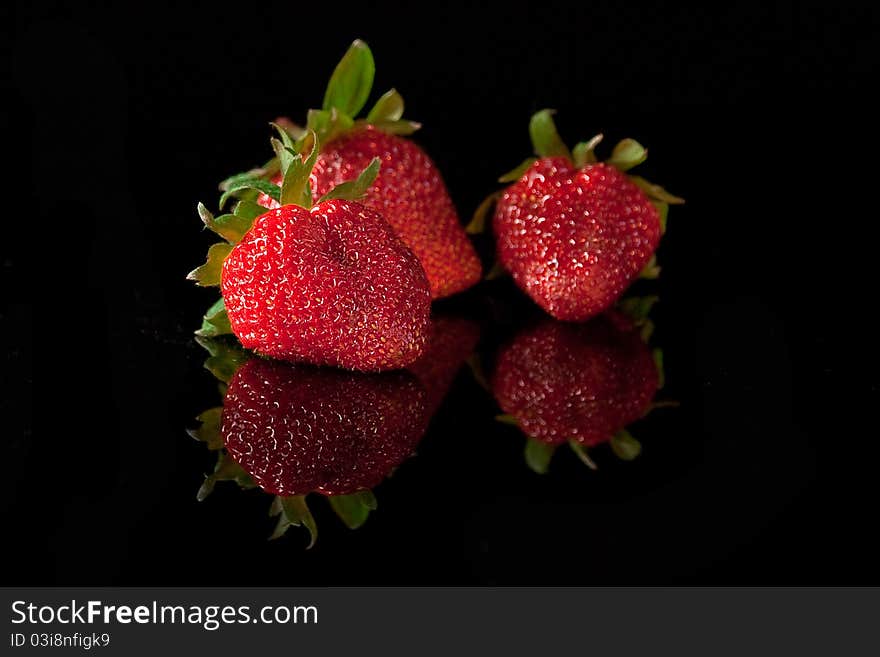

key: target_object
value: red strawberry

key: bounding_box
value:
[222,199,430,370]
[489,110,683,321]
[254,40,481,299]
[190,133,431,371]
[492,315,659,451]
[222,357,428,497]
[406,315,481,415]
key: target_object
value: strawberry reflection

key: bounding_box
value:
[491,310,668,473]
[188,314,480,546]
[224,359,428,498]
[408,315,482,415]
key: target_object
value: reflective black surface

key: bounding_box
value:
[6,1,876,584]
[3,272,853,584]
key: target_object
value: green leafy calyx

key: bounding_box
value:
[270,496,318,548]
[308,40,420,144]
[485,110,683,239]
[323,39,375,119]
[525,438,557,474]
[195,297,233,338]
[187,243,232,287]
[317,156,381,203]
[568,440,598,470]
[529,109,572,159]
[610,430,642,460]
[328,491,378,529]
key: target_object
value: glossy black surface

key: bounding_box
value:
[5,1,876,584]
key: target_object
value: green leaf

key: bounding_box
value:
[219,178,280,210]
[218,155,280,192]
[607,138,648,172]
[318,156,380,203]
[498,157,537,183]
[358,490,378,510]
[328,491,376,530]
[495,414,518,426]
[219,168,269,192]
[233,200,269,220]
[322,39,375,118]
[617,295,659,323]
[368,119,421,136]
[639,254,661,279]
[203,295,225,319]
[328,107,355,137]
[306,108,356,143]
[485,260,508,281]
[366,88,404,122]
[615,294,658,340]
[653,348,665,389]
[568,440,598,470]
[610,429,642,461]
[197,452,255,501]
[306,108,331,134]
[187,243,232,287]
[528,109,571,159]
[198,203,253,244]
[652,200,669,234]
[270,495,318,548]
[187,406,224,450]
[270,139,295,176]
[269,121,300,152]
[629,176,685,204]
[211,214,253,244]
[466,191,502,234]
[524,438,556,474]
[195,336,250,383]
[195,297,232,337]
[572,134,604,168]
[196,311,231,337]
[280,131,319,207]
[275,117,306,140]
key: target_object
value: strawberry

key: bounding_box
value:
[482,110,683,321]
[222,357,428,498]
[492,313,660,471]
[188,339,429,545]
[189,131,432,371]
[406,315,481,415]
[248,40,481,299]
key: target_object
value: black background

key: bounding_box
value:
[4,1,878,584]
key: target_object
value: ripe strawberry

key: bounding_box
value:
[189,132,432,371]
[222,357,428,497]
[250,40,481,299]
[406,315,481,415]
[492,314,659,469]
[487,110,683,321]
